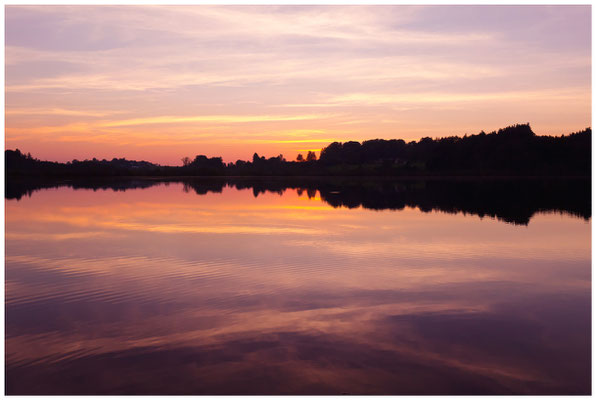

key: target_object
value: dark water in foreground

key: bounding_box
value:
[5,178,591,394]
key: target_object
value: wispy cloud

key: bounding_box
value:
[5,108,112,117]
[5,5,591,164]
[325,88,589,106]
[100,114,337,127]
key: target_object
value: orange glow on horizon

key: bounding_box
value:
[5,5,591,165]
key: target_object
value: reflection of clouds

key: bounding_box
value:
[7,292,590,394]
[5,185,591,394]
[6,252,590,393]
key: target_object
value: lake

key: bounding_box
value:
[5,177,591,394]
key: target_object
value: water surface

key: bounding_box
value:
[5,178,591,394]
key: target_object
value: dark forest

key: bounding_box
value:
[6,124,591,178]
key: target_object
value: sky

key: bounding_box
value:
[5,5,592,165]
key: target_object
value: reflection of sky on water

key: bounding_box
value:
[5,183,591,394]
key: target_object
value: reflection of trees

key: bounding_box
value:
[313,178,591,225]
[7,177,590,225]
[183,181,225,195]
[5,179,161,200]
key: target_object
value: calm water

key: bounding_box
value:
[5,178,591,394]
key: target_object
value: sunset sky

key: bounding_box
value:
[5,5,591,165]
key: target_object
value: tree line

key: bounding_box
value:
[5,123,591,178]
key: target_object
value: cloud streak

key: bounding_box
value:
[5,5,591,164]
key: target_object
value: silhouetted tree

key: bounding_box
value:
[4,123,591,178]
[296,153,304,162]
